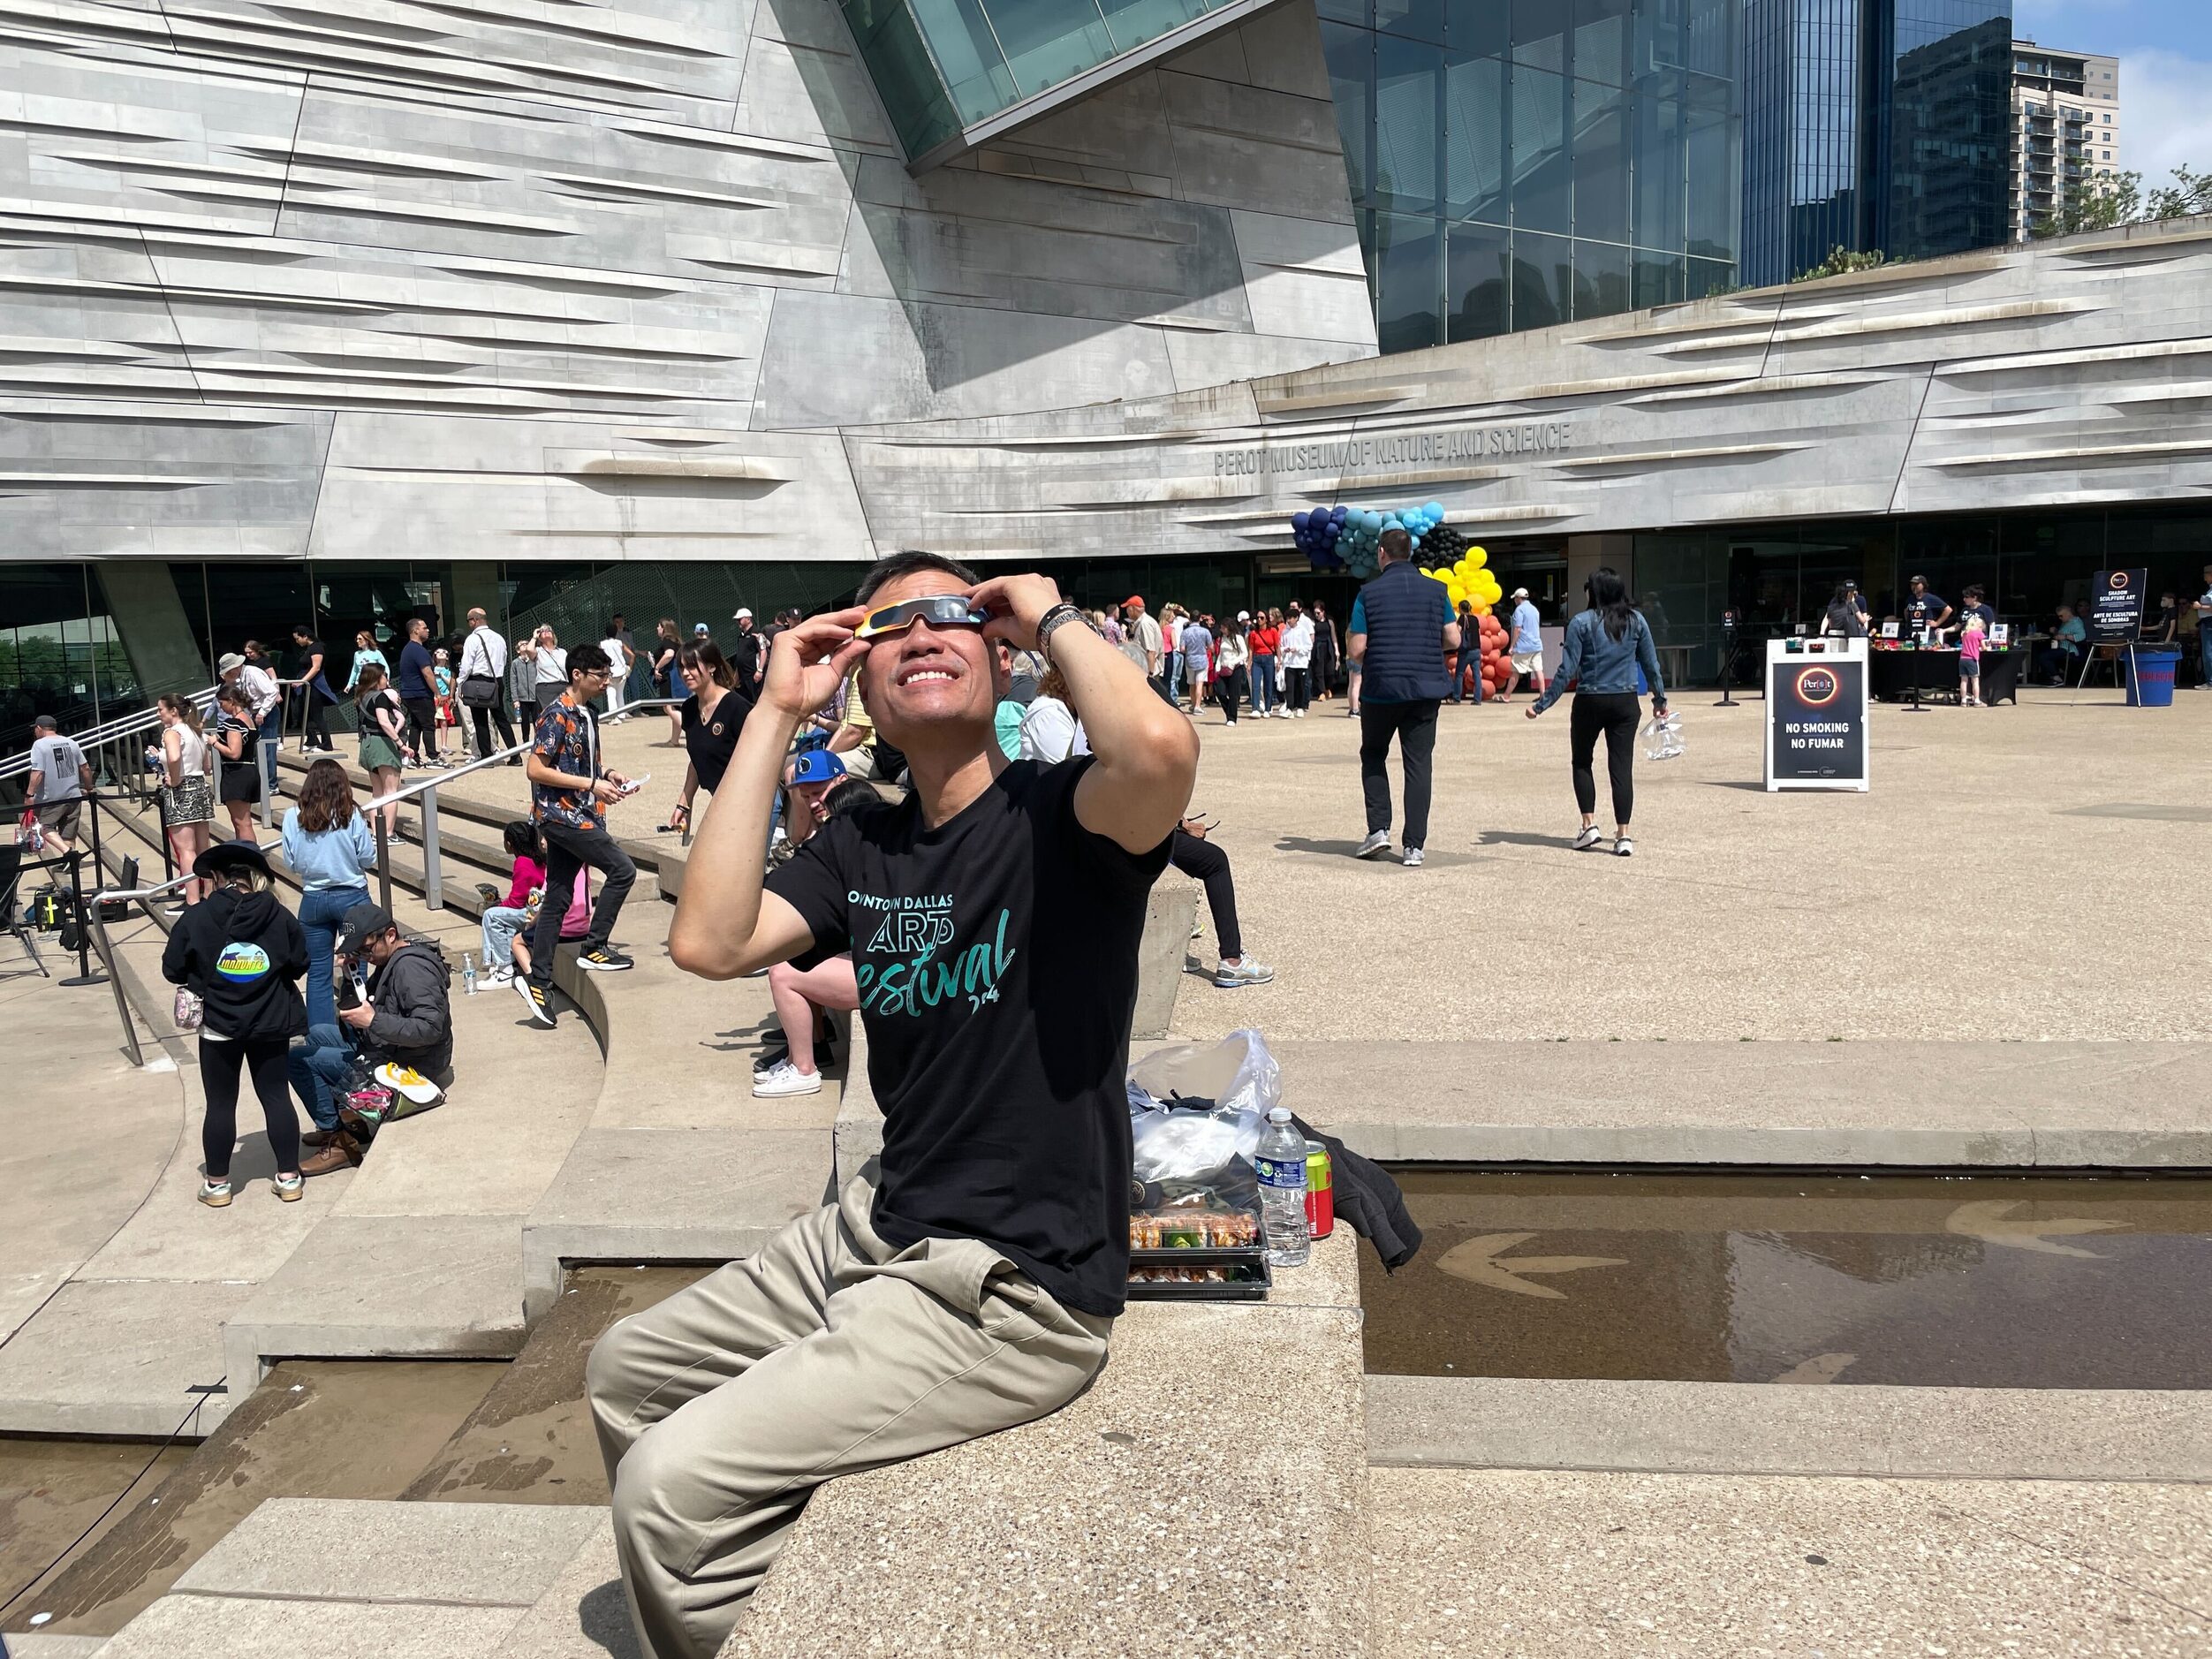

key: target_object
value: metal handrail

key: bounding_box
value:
[356,694,682,913]
[2,682,222,776]
[87,693,685,1065]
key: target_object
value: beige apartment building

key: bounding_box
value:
[2011,40,2122,238]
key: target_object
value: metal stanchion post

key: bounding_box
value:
[60,846,101,985]
[420,785,443,910]
[261,735,279,830]
[375,814,393,914]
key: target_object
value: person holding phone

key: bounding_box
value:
[516,644,639,1026]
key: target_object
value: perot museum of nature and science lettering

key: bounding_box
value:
[4,0,2211,742]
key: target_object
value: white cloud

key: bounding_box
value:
[2120,49,2212,192]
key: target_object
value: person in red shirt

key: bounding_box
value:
[1249,610,1282,718]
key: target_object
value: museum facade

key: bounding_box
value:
[3,0,2210,743]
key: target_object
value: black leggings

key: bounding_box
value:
[1570,693,1641,825]
[1169,830,1241,958]
[201,1035,301,1179]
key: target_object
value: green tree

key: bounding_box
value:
[2030,169,2142,239]
[2146,165,2212,223]
[2030,163,2212,239]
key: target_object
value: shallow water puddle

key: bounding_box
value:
[1361,1168,2212,1389]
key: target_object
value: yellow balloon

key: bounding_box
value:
[1473,602,1491,616]
[1466,546,1489,571]
[1447,583,1466,605]
[1421,566,1450,583]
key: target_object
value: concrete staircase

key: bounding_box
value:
[34,741,837,1436]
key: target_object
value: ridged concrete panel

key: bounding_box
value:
[839,220,2212,560]
[0,0,1373,564]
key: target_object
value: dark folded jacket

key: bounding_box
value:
[1292,1114,1423,1272]
[162,888,307,1042]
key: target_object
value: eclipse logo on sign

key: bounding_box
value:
[2107,570,2132,592]
[1794,666,1840,707]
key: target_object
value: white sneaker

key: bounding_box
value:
[1614,835,1635,857]
[1293,709,1307,718]
[1573,825,1603,852]
[487,965,514,986]
[1214,956,1275,988]
[1401,846,1424,868]
[1356,830,1392,860]
[753,1060,823,1098]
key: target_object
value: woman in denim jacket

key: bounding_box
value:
[1526,567,1668,857]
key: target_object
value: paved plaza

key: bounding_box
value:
[4,681,2210,1655]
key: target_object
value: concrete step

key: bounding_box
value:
[276,745,674,883]
[90,1498,633,1659]
[520,895,840,1318]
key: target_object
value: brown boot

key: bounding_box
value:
[302,1127,344,1148]
[299,1132,362,1177]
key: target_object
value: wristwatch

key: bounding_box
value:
[1034,602,1087,658]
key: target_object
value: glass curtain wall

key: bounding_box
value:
[1875,3,2012,261]
[1739,0,2010,287]
[1323,0,1742,352]
[843,0,1250,158]
[0,564,138,759]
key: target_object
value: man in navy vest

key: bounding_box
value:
[1348,527,1459,868]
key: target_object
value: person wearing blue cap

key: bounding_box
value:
[593,549,1197,1659]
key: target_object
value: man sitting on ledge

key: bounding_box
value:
[289,901,454,1172]
[587,551,1199,1659]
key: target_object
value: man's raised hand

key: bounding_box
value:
[761,610,867,720]
[967,575,1064,653]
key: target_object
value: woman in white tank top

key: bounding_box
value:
[157,693,217,903]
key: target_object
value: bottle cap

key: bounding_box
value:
[1267,1106,1291,1123]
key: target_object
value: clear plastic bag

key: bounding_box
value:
[1126,1030,1282,1182]
[1641,712,1684,761]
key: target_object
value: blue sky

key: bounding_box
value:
[2013,2,2212,188]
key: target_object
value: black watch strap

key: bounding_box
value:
[1035,602,1086,657]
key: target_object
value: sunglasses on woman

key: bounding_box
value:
[854,594,989,640]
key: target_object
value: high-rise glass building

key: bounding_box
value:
[1320,0,1743,352]
[1739,0,2011,288]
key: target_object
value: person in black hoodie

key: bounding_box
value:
[291,900,454,1175]
[161,840,308,1208]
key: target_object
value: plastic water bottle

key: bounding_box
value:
[1255,1106,1310,1268]
[461,951,478,996]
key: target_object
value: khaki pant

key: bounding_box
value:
[587,1178,1113,1659]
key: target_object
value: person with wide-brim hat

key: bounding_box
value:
[160,837,310,1207]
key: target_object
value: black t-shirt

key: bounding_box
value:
[767,757,1170,1316]
[680,688,752,795]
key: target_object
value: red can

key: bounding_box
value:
[1303,1140,1334,1239]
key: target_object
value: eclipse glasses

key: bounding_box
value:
[854,594,989,640]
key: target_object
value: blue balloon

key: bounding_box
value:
[1426,502,1444,520]
[1332,504,1349,521]
[1292,511,1310,531]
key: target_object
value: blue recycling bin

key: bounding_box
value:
[2125,648,2179,707]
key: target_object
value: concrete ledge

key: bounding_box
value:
[0,1277,247,1437]
[1133,875,1199,1040]
[223,1214,530,1389]
[722,1233,1369,1658]
[1292,1041,2212,1169]
[522,1128,830,1318]
[1366,1374,2212,1481]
